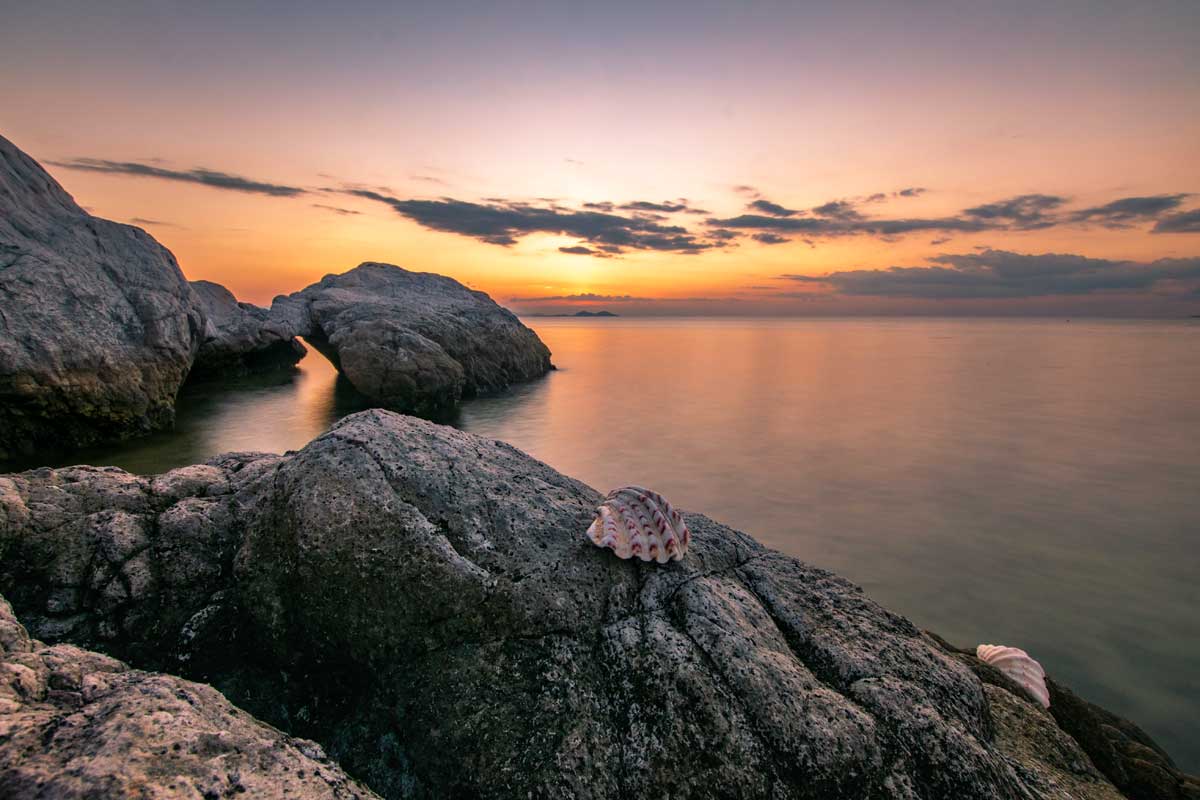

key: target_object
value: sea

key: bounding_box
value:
[17,317,1200,770]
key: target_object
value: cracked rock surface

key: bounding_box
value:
[0,410,1182,798]
[0,594,379,798]
[0,133,204,460]
[265,263,553,414]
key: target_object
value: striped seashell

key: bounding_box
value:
[585,485,690,563]
[976,644,1050,708]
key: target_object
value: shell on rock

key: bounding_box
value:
[976,644,1050,708]
[586,485,690,563]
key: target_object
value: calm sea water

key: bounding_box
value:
[18,317,1200,769]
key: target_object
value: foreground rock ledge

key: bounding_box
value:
[0,411,1194,799]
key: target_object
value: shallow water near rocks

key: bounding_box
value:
[14,316,1200,770]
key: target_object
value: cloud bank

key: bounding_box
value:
[782,249,1200,298]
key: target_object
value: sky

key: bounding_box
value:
[2,0,1199,316]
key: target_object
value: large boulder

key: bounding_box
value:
[267,263,552,414]
[0,134,204,460]
[2,410,1179,799]
[0,594,379,799]
[189,279,306,379]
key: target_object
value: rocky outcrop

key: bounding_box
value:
[3,410,1190,799]
[0,134,204,460]
[189,280,306,378]
[0,595,379,799]
[0,136,552,461]
[266,263,552,414]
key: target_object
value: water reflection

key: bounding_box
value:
[17,342,370,474]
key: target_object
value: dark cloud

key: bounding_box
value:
[1153,208,1200,233]
[865,193,888,203]
[1072,194,1192,228]
[781,249,1200,298]
[811,200,864,220]
[747,199,799,217]
[962,194,1065,229]
[733,185,760,195]
[617,200,694,213]
[708,228,742,241]
[559,245,601,255]
[343,190,728,253]
[752,233,790,245]
[50,158,306,197]
[312,203,362,216]
[930,237,952,245]
[897,187,926,197]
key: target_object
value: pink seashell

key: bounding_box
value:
[585,485,690,564]
[976,644,1050,708]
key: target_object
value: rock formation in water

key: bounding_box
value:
[0,134,205,460]
[3,410,1192,799]
[0,134,553,460]
[266,263,553,414]
[0,595,379,798]
[189,279,306,378]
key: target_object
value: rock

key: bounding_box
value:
[0,594,380,799]
[1048,678,1200,800]
[189,279,307,378]
[2,410,1192,798]
[0,134,205,460]
[266,263,552,414]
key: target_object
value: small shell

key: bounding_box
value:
[585,485,690,563]
[976,644,1050,708]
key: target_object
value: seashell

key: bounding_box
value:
[976,644,1050,708]
[585,485,690,563]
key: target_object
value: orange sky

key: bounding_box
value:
[2,2,1198,315]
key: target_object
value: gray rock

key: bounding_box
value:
[189,279,307,378]
[2,410,1184,798]
[0,594,380,799]
[0,134,205,460]
[266,263,552,414]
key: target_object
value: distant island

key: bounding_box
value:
[526,310,619,318]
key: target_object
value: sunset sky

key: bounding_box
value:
[2,0,1199,315]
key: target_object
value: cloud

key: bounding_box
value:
[752,233,790,245]
[410,174,447,185]
[962,194,1065,229]
[50,158,306,197]
[1072,194,1192,228]
[128,217,179,228]
[812,200,864,220]
[1153,208,1200,233]
[341,190,729,253]
[781,249,1200,298]
[733,185,760,196]
[559,245,603,256]
[618,200,691,213]
[709,191,1196,243]
[864,193,888,203]
[312,203,362,216]
[896,187,926,197]
[748,199,799,217]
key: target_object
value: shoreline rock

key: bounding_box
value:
[2,410,1192,799]
[0,595,379,798]
[265,262,553,414]
[0,134,553,461]
[189,279,307,379]
[0,134,204,460]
